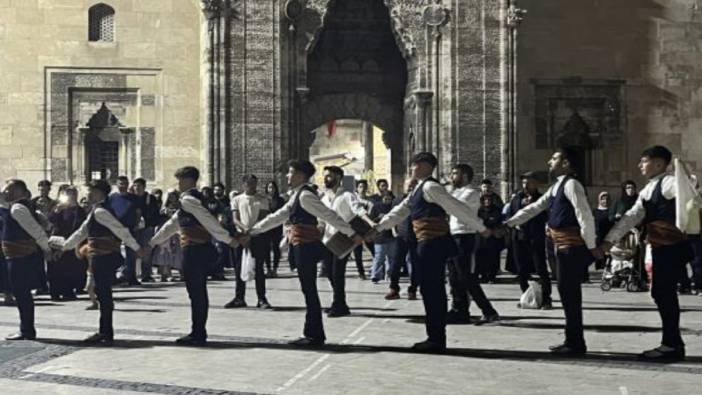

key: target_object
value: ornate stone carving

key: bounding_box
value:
[200,0,240,20]
[506,3,527,28]
[422,2,448,27]
[304,0,430,59]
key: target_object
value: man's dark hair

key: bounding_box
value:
[356,179,368,187]
[133,178,146,187]
[7,179,28,194]
[288,159,316,179]
[452,164,474,183]
[213,182,225,189]
[117,176,129,184]
[242,174,258,184]
[641,145,672,165]
[481,179,493,185]
[324,166,344,178]
[556,147,583,176]
[622,180,636,188]
[376,179,389,188]
[410,152,438,168]
[37,180,52,188]
[87,179,111,196]
[520,171,537,181]
[174,166,200,181]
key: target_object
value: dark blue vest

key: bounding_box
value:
[289,185,318,225]
[1,200,34,242]
[409,178,447,220]
[88,201,118,238]
[548,176,580,229]
[642,178,676,225]
[177,189,207,228]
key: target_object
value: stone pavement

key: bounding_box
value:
[0,266,701,395]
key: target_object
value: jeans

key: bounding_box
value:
[136,227,155,280]
[416,236,454,346]
[371,242,392,281]
[515,236,552,304]
[389,237,418,292]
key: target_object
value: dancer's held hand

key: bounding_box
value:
[480,228,492,238]
[136,246,150,258]
[352,234,365,246]
[600,241,613,253]
[236,233,251,248]
[590,247,604,260]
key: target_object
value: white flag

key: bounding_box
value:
[674,158,699,231]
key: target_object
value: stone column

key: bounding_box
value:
[505,1,526,192]
[363,121,374,171]
[201,0,221,186]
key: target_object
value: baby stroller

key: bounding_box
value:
[600,229,647,292]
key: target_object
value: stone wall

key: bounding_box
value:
[517,0,702,196]
[0,0,201,190]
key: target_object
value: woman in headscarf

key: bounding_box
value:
[610,180,638,222]
[593,191,614,270]
[48,186,88,301]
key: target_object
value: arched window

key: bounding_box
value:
[88,4,115,42]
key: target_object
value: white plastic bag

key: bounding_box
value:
[518,280,543,309]
[241,248,256,282]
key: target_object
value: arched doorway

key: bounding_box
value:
[292,0,410,192]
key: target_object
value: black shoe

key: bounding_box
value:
[83,332,113,346]
[474,313,501,326]
[288,337,324,347]
[224,298,247,308]
[678,287,693,295]
[327,307,351,318]
[359,273,367,280]
[541,302,553,310]
[141,276,155,283]
[50,295,61,302]
[63,292,78,301]
[446,310,471,324]
[411,340,446,353]
[257,300,272,309]
[639,346,685,362]
[127,280,141,287]
[175,334,207,347]
[210,274,226,281]
[5,332,36,341]
[549,343,586,355]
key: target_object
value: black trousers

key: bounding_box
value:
[323,248,349,311]
[449,234,498,317]
[352,242,375,276]
[92,252,122,337]
[264,228,283,273]
[555,245,592,348]
[182,243,216,340]
[689,235,702,291]
[515,236,552,304]
[651,242,688,348]
[0,255,9,294]
[416,237,453,346]
[293,242,325,341]
[7,253,43,336]
[389,237,418,292]
[234,236,269,301]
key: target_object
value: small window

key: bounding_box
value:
[89,4,115,42]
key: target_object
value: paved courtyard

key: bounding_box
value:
[0,263,701,395]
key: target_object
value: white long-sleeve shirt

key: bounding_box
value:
[59,206,141,252]
[376,178,486,233]
[505,175,596,249]
[320,188,366,243]
[10,203,51,253]
[449,185,484,235]
[605,173,675,243]
[149,191,234,247]
[249,185,356,237]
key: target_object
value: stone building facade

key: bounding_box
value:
[1,0,701,198]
